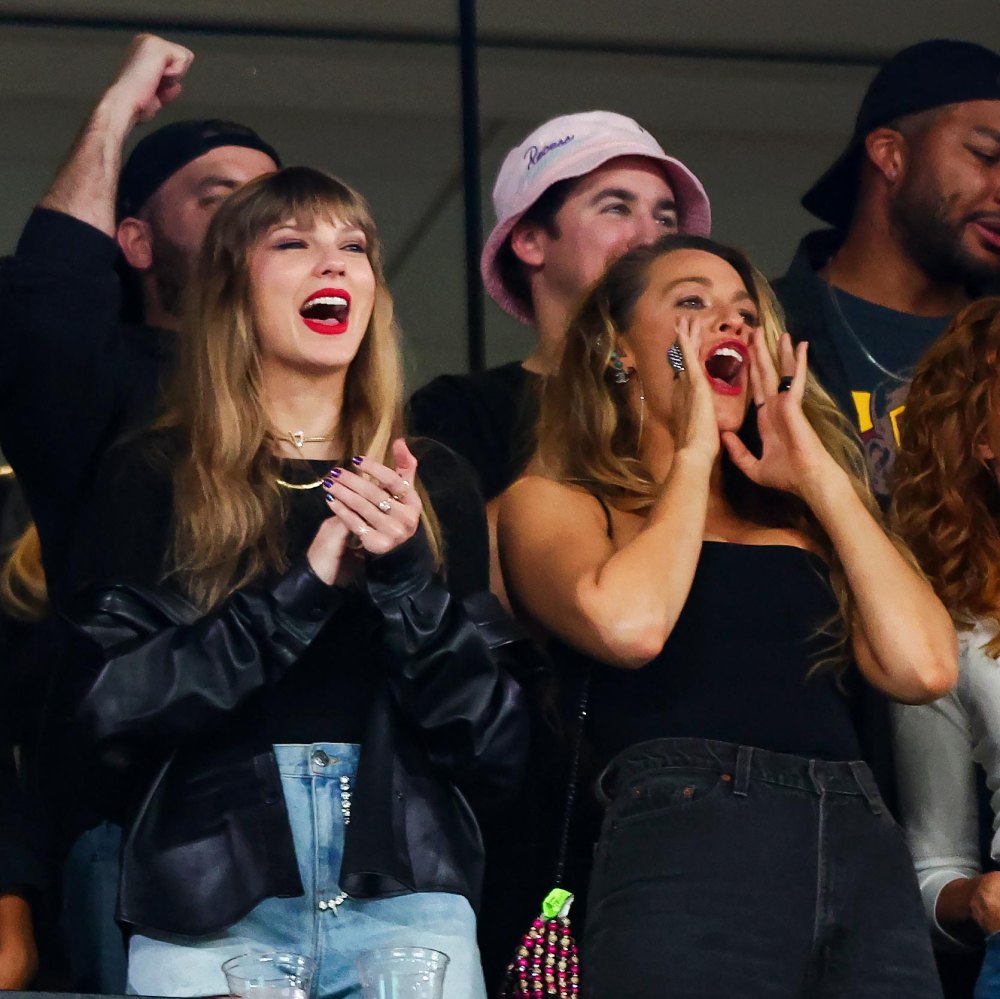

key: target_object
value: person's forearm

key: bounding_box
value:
[0,893,37,989]
[39,92,134,235]
[801,465,956,701]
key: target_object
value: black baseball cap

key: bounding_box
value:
[116,119,281,220]
[802,39,1000,229]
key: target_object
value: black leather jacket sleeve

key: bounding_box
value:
[365,530,528,801]
[72,558,344,756]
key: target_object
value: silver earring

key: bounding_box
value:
[637,375,645,450]
[667,342,685,375]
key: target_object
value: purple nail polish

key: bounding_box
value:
[330,468,342,479]
[322,478,334,488]
[351,455,363,466]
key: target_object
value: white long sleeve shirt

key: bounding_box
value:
[893,618,1000,950]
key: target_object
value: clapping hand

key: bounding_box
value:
[322,438,422,556]
[307,439,422,586]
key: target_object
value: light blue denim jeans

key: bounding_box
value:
[126,743,485,999]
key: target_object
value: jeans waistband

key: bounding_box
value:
[598,737,883,813]
[272,742,361,778]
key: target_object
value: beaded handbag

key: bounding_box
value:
[499,673,590,999]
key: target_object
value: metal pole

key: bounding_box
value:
[457,0,485,373]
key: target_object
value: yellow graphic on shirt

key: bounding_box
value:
[851,391,874,433]
[851,390,905,445]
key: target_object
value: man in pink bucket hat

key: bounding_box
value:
[409,110,711,503]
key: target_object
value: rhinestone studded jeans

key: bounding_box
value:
[126,743,485,999]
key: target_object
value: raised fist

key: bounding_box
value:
[106,33,194,127]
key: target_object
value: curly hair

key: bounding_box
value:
[892,297,1000,655]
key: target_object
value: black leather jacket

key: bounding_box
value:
[70,532,529,936]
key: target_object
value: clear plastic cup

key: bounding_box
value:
[356,946,450,999]
[222,951,316,999]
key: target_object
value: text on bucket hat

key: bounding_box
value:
[802,39,1000,229]
[481,110,711,324]
[117,119,282,221]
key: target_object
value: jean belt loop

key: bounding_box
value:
[807,759,824,796]
[733,745,752,797]
[849,760,883,816]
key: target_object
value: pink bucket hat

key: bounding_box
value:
[481,110,711,324]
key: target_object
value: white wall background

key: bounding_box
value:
[0,1,996,388]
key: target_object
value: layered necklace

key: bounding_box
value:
[274,430,338,491]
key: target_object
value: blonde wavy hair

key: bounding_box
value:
[536,234,892,662]
[892,297,1000,656]
[162,166,440,611]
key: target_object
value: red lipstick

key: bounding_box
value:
[703,338,749,396]
[300,287,351,335]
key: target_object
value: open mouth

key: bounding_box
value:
[703,340,748,396]
[300,288,351,334]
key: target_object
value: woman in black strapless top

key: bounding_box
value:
[498,235,957,999]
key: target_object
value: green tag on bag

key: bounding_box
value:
[542,887,574,919]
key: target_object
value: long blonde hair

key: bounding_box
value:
[536,234,891,661]
[892,298,1000,655]
[163,166,439,610]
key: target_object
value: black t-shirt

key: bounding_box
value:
[820,287,949,500]
[69,433,488,746]
[407,361,541,501]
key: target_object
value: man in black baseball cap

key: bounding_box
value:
[1,33,280,597]
[114,116,280,325]
[774,38,1000,502]
[0,33,279,991]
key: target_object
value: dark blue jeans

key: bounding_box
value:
[583,738,942,999]
[975,932,1000,998]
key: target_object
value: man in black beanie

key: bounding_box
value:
[775,38,1000,502]
[0,33,279,601]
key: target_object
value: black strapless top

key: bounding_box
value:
[571,542,862,764]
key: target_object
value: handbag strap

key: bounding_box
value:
[552,490,605,888]
[552,667,591,888]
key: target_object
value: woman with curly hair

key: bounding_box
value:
[892,297,1000,996]
[64,166,526,999]
[498,234,956,998]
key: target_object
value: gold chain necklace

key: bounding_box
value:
[275,430,337,490]
[276,474,325,491]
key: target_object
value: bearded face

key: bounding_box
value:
[888,101,1000,290]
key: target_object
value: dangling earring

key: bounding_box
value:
[637,375,646,450]
[609,351,630,384]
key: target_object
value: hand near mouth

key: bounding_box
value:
[722,331,836,498]
[669,316,720,464]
